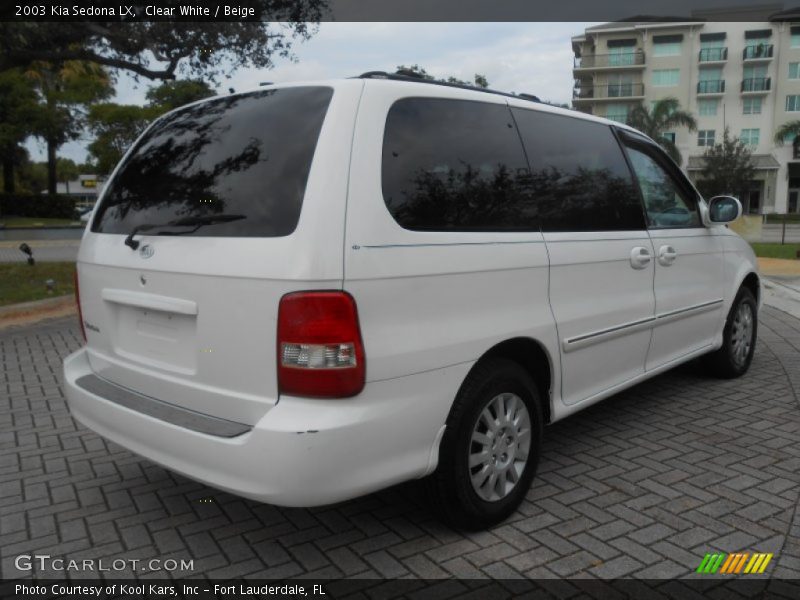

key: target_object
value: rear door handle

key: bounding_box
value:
[630,246,652,270]
[658,245,677,266]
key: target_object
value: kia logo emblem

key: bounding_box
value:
[139,244,154,259]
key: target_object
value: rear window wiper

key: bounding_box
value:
[124,214,247,250]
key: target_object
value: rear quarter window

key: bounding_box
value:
[381,97,536,232]
[92,86,333,237]
[511,108,645,232]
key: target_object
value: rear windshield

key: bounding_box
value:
[91,86,333,237]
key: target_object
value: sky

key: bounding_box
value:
[26,22,596,165]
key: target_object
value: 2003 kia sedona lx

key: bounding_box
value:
[64,73,760,528]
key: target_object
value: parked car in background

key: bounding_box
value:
[63,74,760,529]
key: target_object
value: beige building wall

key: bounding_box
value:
[572,19,800,215]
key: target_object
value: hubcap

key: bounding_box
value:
[730,302,754,366]
[469,392,532,502]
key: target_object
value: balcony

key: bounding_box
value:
[743,44,774,61]
[698,47,727,63]
[573,52,645,70]
[697,80,725,95]
[572,83,645,102]
[741,77,771,93]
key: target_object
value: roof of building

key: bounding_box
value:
[687,154,781,171]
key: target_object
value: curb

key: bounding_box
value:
[0,295,74,317]
[763,277,800,320]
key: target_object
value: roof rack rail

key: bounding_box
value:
[356,71,540,104]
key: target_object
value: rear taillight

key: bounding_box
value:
[74,268,86,343]
[277,291,365,398]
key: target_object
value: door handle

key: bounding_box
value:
[630,246,651,270]
[658,245,677,266]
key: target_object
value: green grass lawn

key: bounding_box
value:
[0,262,75,306]
[750,242,800,260]
[0,216,81,228]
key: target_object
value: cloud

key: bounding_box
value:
[28,22,594,163]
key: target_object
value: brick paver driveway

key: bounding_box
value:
[2,307,800,582]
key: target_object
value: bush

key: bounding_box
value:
[0,193,76,219]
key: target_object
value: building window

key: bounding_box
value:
[740,128,760,147]
[787,95,800,111]
[793,27,800,48]
[608,44,637,67]
[653,38,681,57]
[662,132,676,143]
[608,73,635,97]
[605,103,629,123]
[790,62,800,79]
[699,33,726,61]
[698,130,715,146]
[743,98,762,115]
[698,99,718,116]
[652,69,680,87]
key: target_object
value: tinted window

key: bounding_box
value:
[512,108,644,232]
[382,98,535,231]
[92,87,333,237]
[625,146,702,228]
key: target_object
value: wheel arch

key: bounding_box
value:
[471,337,554,425]
[740,271,760,305]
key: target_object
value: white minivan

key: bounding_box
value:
[64,73,760,528]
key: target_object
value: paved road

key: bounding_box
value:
[0,240,79,263]
[1,308,800,585]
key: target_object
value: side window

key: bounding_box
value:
[512,108,644,231]
[381,98,534,231]
[624,146,702,229]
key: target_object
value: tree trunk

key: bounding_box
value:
[2,156,14,193]
[47,137,57,195]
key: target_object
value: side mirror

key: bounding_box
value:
[703,196,742,226]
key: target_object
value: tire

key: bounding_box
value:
[704,287,758,379]
[426,357,543,530]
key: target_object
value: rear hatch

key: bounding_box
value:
[77,82,360,425]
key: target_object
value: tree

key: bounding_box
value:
[146,79,216,111]
[696,127,756,199]
[0,69,38,192]
[16,159,47,194]
[25,60,113,193]
[396,64,490,88]
[87,104,159,174]
[626,97,697,165]
[56,157,79,193]
[0,9,326,83]
[86,80,215,175]
[774,120,800,146]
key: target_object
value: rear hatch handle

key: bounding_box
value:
[102,289,199,315]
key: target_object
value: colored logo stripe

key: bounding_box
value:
[697,553,773,575]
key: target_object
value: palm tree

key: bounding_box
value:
[773,121,800,146]
[626,97,697,165]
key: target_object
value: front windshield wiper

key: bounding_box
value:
[124,214,247,250]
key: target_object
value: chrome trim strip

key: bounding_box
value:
[563,316,656,353]
[654,298,723,325]
[75,374,252,438]
[360,240,543,249]
[562,298,724,353]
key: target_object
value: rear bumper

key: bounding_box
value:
[63,348,470,506]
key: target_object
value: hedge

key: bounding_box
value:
[0,193,76,219]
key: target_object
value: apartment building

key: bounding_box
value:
[572,16,800,215]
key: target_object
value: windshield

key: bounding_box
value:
[91,86,333,237]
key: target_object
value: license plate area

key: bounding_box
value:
[109,305,197,374]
